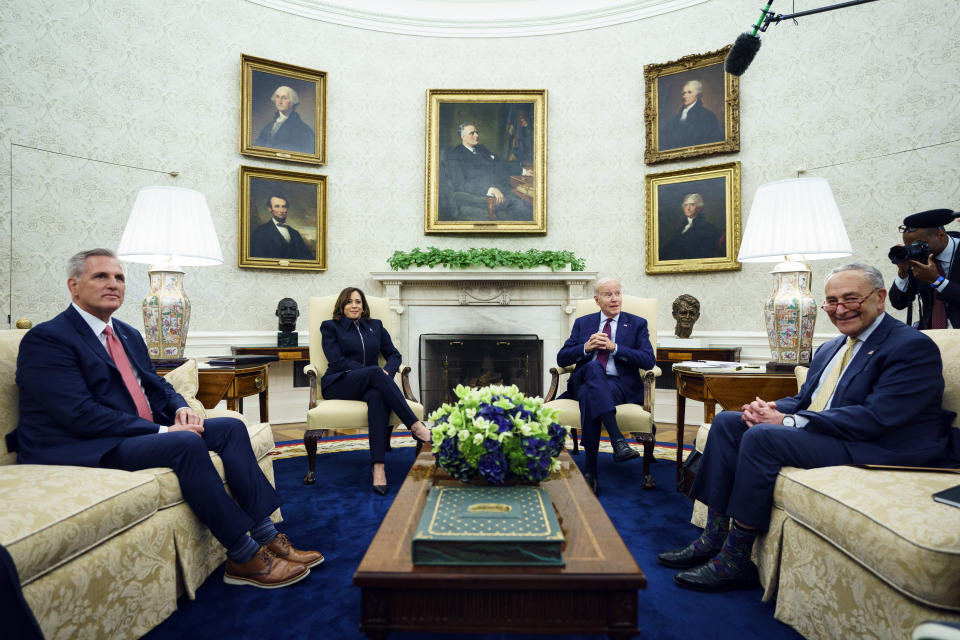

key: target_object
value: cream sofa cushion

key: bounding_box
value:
[0,330,29,466]
[775,465,960,610]
[0,464,159,585]
[161,358,206,416]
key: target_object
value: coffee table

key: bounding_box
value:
[353,451,646,639]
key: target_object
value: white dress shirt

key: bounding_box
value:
[582,312,620,376]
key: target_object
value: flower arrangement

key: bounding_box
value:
[429,384,571,484]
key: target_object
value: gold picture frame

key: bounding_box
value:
[240,54,327,165]
[645,162,741,275]
[425,89,547,234]
[644,47,739,165]
[238,165,327,271]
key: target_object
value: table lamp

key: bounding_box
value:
[117,186,223,361]
[737,177,853,370]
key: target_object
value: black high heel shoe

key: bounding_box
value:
[372,484,388,496]
[410,422,432,444]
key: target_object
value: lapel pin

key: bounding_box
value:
[867,350,875,355]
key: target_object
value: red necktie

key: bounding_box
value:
[932,261,948,329]
[596,318,613,370]
[103,325,154,422]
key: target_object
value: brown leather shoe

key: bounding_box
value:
[266,533,325,568]
[223,547,309,589]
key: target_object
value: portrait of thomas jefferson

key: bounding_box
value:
[656,177,727,262]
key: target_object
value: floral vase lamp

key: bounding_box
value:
[737,177,853,371]
[117,186,223,362]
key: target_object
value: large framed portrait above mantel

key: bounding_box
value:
[238,165,327,271]
[425,89,547,234]
[240,55,327,165]
[645,162,741,275]
[644,47,739,165]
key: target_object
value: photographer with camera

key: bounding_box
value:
[889,209,960,329]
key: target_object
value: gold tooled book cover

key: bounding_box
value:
[412,486,565,566]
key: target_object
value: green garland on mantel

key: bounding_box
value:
[387,247,586,271]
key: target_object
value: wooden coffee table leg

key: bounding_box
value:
[303,429,322,485]
[676,390,686,491]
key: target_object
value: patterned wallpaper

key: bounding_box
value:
[1,0,958,338]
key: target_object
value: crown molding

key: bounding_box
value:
[244,0,709,38]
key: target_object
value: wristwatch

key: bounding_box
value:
[782,415,797,428]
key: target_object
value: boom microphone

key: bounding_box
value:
[725,1,773,76]
[725,32,762,76]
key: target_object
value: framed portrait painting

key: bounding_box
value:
[238,165,327,271]
[240,55,327,165]
[644,47,739,165]
[425,89,547,234]
[645,162,741,275]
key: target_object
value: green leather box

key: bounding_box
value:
[412,485,565,566]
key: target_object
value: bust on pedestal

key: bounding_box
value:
[660,294,704,348]
[276,297,299,347]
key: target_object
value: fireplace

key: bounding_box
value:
[419,334,542,415]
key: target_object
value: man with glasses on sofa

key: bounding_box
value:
[658,263,958,592]
[14,249,323,590]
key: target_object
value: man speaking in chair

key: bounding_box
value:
[14,249,323,590]
[557,278,656,495]
[658,263,958,593]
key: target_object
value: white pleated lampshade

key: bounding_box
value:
[117,186,223,266]
[737,177,853,263]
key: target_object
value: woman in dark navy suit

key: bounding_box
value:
[320,287,431,494]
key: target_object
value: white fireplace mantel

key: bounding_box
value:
[370,270,598,315]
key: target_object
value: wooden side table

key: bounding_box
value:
[656,346,741,390]
[157,361,270,423]
[673,368,799,491]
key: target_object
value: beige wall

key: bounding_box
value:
[1,0,957,338]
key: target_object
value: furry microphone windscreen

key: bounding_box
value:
[725,32,762,76]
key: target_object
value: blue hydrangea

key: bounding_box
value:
[477,449,508,484]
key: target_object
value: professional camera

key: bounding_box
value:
[888,241,931,265]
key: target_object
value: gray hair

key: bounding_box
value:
[458,121,478,137]
[272,85,300,107]
[826,263,885,290]
[67,248,117,279]
[682,193,704,208]
[683,80,703,96]
[593,277,621,296]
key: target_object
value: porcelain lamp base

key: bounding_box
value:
[142,263,190,361]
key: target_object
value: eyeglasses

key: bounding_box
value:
[820,288,878,312]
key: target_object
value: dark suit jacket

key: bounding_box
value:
[15,306,187,467]
[557,311,656,405]
[661,215,721,260]
[250,220,314,260]
[254,110,315,154]
[660,100,723,150]
[776,314,955,466]
[319,316,402,392]
[443,144,522,197]
[888,232,960,328]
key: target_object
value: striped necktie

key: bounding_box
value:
[103,325,154,421]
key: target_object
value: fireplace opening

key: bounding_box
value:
[419,334,542,415]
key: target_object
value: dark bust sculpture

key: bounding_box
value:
[276,297,299,346]
[671,294,701,339]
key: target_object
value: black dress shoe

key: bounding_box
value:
[372,484,388,496]
[673,559,760,593]
[657,543,718,569]
[583,473,599,496]
[612,439,640,463]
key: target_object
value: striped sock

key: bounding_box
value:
[227,535,260,564]
[250,518,280,546]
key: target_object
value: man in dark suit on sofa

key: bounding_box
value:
[557,277,656,494]
[14,249,323,589]
[658,263,958,593]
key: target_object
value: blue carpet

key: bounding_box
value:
[144,445,803,640]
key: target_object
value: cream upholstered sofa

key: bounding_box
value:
[691,328,960,639]
[0,329,279,640]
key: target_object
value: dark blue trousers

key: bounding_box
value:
[570,360,632,452]
[690,411,852,530]
[101,417,282,550]
[322,366,419,463]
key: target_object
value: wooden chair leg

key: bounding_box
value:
[303,429,323,485]
[637,431,656,490]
